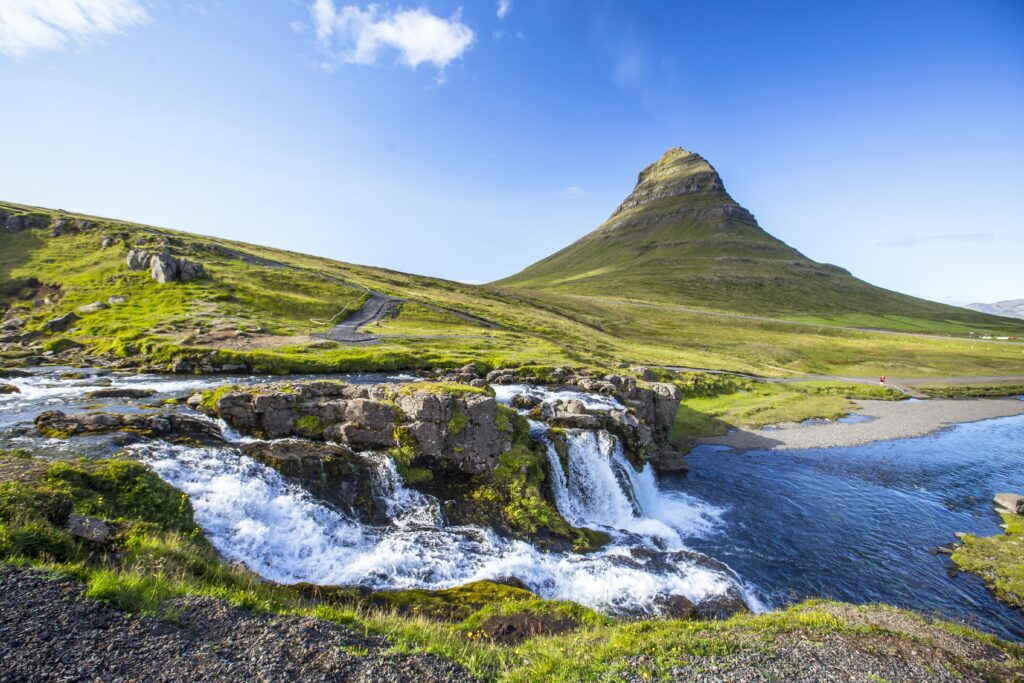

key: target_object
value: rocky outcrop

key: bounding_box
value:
[126,249,207,283]
[994,493,1024,515]
[3,212,49,233]
[240,440,377,521]
[203,383,512,475]
[35,410,223,443]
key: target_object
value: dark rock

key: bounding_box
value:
[85,387,157,399]
[240,441,376,520]
[0,383,20,394]
[510,394,541,410]
[4,215,25,232]
[66,514,114,544]
[35,410,223,443]
[42,312,79,333]
[654,594,700,619]
[101,235,118,248]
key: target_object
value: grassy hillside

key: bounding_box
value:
[495,148,1024,335]
[2,199,1023,379]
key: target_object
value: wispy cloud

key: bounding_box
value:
[563,186,586,200]
[874,233,995,248]
[0,0,148,59]
[497,0,511,20]
[308,1,474,82]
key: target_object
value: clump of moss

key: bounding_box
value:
[198,384,239,412]
[446,405,468,435]
[399,382,491,398]
[294,414,326,437]
[368,580,535,621]
[952,512,1024,609]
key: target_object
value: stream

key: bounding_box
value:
[2,368,1022,639]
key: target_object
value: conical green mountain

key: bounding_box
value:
[496,148,992,325]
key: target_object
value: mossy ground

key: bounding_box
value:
[952,512,1024,610]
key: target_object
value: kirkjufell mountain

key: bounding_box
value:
[496,148,1005,325]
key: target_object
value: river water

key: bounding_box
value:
[2,369,1022,639]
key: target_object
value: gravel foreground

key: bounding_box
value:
[0,566,476,682]
[701,397,1024,451]
[1,566,1020,682]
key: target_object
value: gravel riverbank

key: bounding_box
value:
[700,397,1024,451]
[0,566,476,682]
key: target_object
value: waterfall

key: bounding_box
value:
[542,429,721,547]
[365,454,442,528]
[132,439,744,614]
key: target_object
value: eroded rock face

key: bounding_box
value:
[35,410,223,443]
[202,383,513,475]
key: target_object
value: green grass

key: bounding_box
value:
[919,383,1024,398]
[952,512,1024,609]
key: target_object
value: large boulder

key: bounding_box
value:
[150,252,180,283]
[126,249,151,271]
[994,493,1024,515]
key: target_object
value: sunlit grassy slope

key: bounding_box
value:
[496,148,1024,335]
[1,199,1022,377]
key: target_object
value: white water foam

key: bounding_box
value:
[133,441,742,612]
[544,429,722,546]
[492,384,623,411]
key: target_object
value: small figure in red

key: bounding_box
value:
[879,375,886,385]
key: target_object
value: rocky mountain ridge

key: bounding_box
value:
[965,299,1024,321]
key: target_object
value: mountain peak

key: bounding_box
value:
[611,147,725,217]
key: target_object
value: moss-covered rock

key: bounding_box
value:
[239,441,377,521]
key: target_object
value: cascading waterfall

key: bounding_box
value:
[541,428,721,547]
[131,433,749,614]
[3,370,760,614]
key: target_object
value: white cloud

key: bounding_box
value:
[563,186,586,200]
[309,1,474,79]
[497,0,510,20]
[0,0,148,59]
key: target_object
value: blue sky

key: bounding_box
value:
[1,1,1022,304]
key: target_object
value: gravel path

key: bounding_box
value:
[0,566,476,682]
[701,397,1024,451]
[316,293,402,344]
